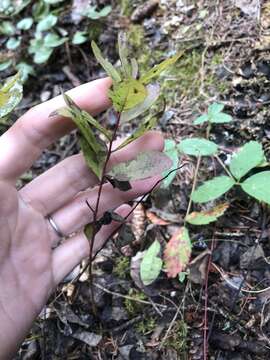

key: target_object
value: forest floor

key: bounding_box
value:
[1,0,270,359]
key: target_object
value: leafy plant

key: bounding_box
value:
[0,72,23,119]
[194,103,232,125]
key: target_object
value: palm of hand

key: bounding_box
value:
[0,78,163,359]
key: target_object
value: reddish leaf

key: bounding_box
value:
[164,227,192,278]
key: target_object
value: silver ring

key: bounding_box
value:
[47,215,65,238]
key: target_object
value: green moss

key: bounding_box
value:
[114,256,130,279]
[124,289,146,316]
[163,320,188,354]
[135,317,156,335]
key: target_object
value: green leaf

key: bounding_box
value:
[72,31,88,45]
[0,72,23,118]
[6,37,21,50]
[79,136,104,179]
[15,62,35,82]
[44,0,65,3]
[33,47,53,64]
[118,32,131,77]
[208,103,224,115]
[229,141,265,180]
[108,150,172,182]
[17,17,33,30]
[192,176,235,203]
[44,33,67,47]
[164,227,191,278]
[193,114,209,125]
[140,240,162,285]
[91,41,121,83]
[36,14,57,32]
[0,60,12,72]
[210,112,232,124]
[185,203,229,225]
[178,138,218,157]
[109,78,147,112]
[120,83,160,122]
[116,116,157,151]
[161,139,179,188]
[140,52,184,84]
[81,110,112,140]
[85,5,111,19]
[0,21,15,35]
[241,171,270,205]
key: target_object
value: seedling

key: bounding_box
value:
[194,102,232,138]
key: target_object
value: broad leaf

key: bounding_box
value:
[164,227,192,278]
[17,17,33,30]
[44,33,67,47]
[185,203,229,225]
[72,31,88,45]
[192,176,235,203]
[116,116,157,151]
[107,150,172,182]
[178,138,218,157]
[210,112,232,124]
[161,139,179,188]
[120,83,160,122]
[140,52,184,84]
[36,14,57,32]
[0,72,23,118]
[229,141,264,180]
[241,171,270,205]
[140,240,162,285]
[91,41,121,83]
[208,103,224,115]
[193,114,208,125]
[85,5,111,19]
[109,78,147,112]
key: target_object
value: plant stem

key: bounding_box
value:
[184,156,201,222]
[88,110,122,314]
[215,155,235,180]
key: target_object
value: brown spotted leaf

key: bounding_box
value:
[164,227,192,278]
[107,150,172,182]
[185,203,229,225]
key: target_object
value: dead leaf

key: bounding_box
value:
[146,211,170,225]
[164,227,192,278]
[188,249,211,284]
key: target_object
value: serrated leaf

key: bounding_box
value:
[0,72,23,118]
[140,52,184,84]
[229,141,264,180]
[120,83,160,122]
[164,227,192,278]
[81,110,112,140]
[116,116,157,151]
[161,139,179,188]
[208,103,224,115]
[108,150,172,182]
[140,240,162,285]
[178,138,218,157]
[241,171,270,205]
[79,136,104,179]
[185,203,229,225]
[210,112,232,124]
[109,78,147,112]
[91,41,121,83]
[193,114,209,125]
[192,176,235,203]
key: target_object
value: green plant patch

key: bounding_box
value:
[192,176,235,203]
[178,138,218,157]
[240,171,270,205]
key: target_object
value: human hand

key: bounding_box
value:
[0,78,164,359]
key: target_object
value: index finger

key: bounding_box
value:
[0,77,112,183]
